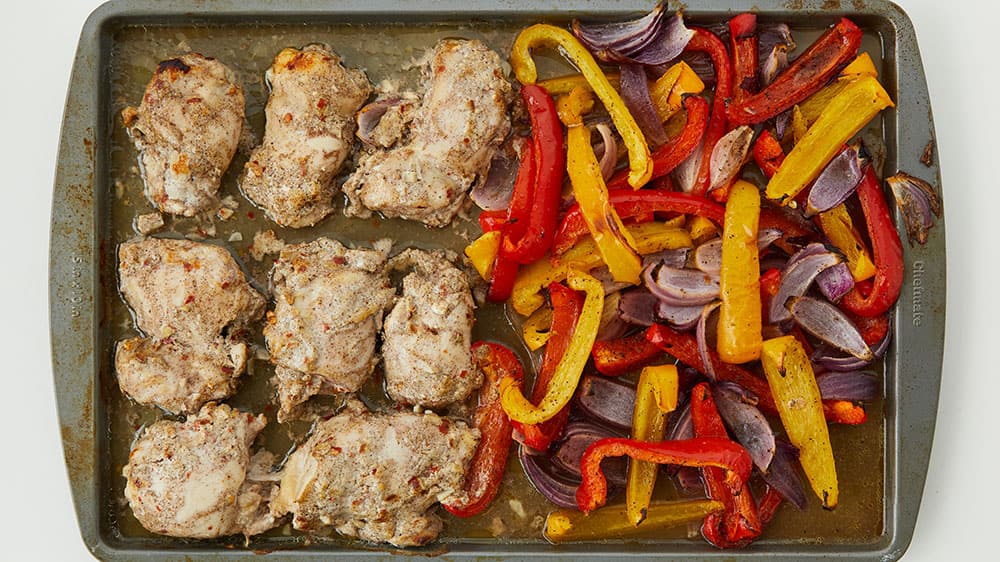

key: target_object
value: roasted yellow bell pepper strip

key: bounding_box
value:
[761,335,839,509]
[790,105,808,145]
[500,271,603,425]
[511,24,652,188]
[717,180,762,364]
[626,364,679,526]
[687,215,717,244]
[538,72,621,96]
[559,87,643,285]
[545,499,724,543]
[510,221,693,316]
[522,305,553,351]
[799,52,879,127]
[649,61,705,123]
[817,204,877,281]
[464,230,501,281]
[765,75,894,204]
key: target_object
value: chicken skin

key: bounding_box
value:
[382,249,480,408]
[115,238,265,414]
[122,53,245,216]
[271,399,478,547]
[123,403,281,538]
[242,45,372,228]
[343,39,512,227]
[264,238,394,420]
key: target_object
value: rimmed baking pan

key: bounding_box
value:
[50,0,945,559]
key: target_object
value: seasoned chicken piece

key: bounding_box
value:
[115,238,265,414]
[264,238,394,420]
[242,45,372,228]
[343,39,512,227]
[272,399,478,547]
[123,403,281,538]
[122,53,245,216]
[383,249,480,408]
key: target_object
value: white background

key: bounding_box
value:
[1,0,995,559]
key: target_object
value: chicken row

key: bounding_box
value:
[122,40,512,229]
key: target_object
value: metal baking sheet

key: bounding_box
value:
[50,0,945,559]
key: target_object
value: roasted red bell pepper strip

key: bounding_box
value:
[607,95,711,190]
[752,130,785,179]
[683,28,733,199]
[478,209,507,233]
[645,324,778,414]
[443,342,524,517]
[576,437,753,514]
[839,167,904,317]
[501,85,566,264]
[823,400,867,425]
[690,382,762,547]
[486,252,519,302]
[760,267,782,324]
[554,189,726,256]
[757,486,785,527]
[848,310,890,346]
[728,18,863,126]
[729,13,759,107]
[591,333,665,377]
[514,283,584,452]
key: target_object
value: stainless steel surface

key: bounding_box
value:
[49,0,945,559]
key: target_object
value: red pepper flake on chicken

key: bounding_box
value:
[122,53,245,216]
[343,39,513,227]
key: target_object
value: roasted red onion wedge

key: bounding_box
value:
[620,63,668,145]
[887,172,943,245]
[708,125,754,192]
[813,325,891,371]
[470,138,524,211]
[696,301,720,380]
[355,97,405,146]
[815,371,880,401]
[816,261,855,303]
[786,296,874,361]
[713,382,776,471]
[674,140,704,193]
[658,300,703,330]
[572,3,667,59]
[694,228,783,275]
[644,263,720,306]
[552,421,627,485]
[594,123,618,180]
[761,439,808,510]
[519,445,583,509]
[769,252,841,323]
[597,292,629,341]
[618,289,660,327]
[575,375,636,430]
[757,23,795,88]
[805,143,869,217]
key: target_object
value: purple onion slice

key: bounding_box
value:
[594,123,618,181]
[658,300,704,331]
[805,143,869,217]
[708,126,754,192]
[618,289,660,327]
[816,261,855,303]
[887,172,943,245]
[644,248,690,270]
[674,141,704,193]
[770,252,842,323]
[597,292,629,342]
[757,23,795,89]
[645,264,720,306]
[469,138,523,211]
[713,382,776,471]
[696,302,721,381]
[812,325,892,371]
[612,13,695,66]
[575,375,636,430]
[519,445,582,509]
[815,371,880,401]
[620,63,668,146]
[761,439,808,510]
[552,421,627,485]
[572,3,667,58]
[694,228,783,275]
[355,97,405,146]
[786,296,873,361]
